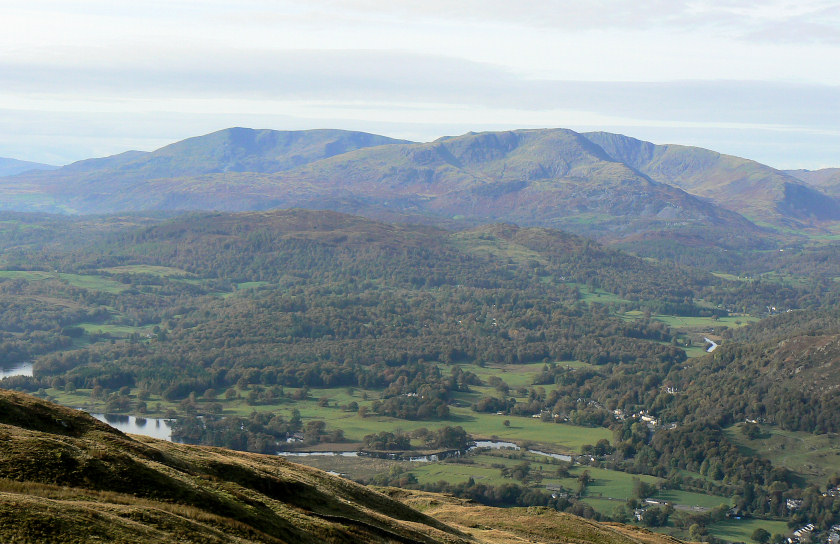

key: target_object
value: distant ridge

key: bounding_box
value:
[583,131,840,225]
[2,126,838,243]
[0,156,58,177]
[785,168,840,197]
[21,127,411,179]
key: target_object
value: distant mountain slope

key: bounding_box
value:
[0,128,409,213]
[0,389,681,544]
[785,168,840,196]
[0,127,779,245]
[0,156,58,176]
[161,129,759,239]
[584,132,840,226]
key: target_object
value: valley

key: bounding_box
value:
[1,128,840,543]
[0,202,838,543]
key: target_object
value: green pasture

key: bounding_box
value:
[653,489,730,510]
[0,270,54,280]
[0,270,127,293]
[571,466,661,501]
[707,519,790,543]
[577,285,634,305]
[58,273,127,293]
[76,323,154,337]
[579,497,624,515]
[649,313,757,330]
[410,463,510,486]
[724,423,840,485]
[100,265,192,277]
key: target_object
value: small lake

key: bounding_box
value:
[0,362,33,380]
[91,414,174,441]
[473,440,519,450]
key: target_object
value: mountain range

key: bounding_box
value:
[1,127,838,243]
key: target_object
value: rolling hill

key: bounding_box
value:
[0,128,409,214]
[0,156,58,177]
[785,168,840,197]
[0,388,683,544]
[583,132,840,227]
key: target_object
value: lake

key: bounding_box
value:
[0,361,33,380]
[91,413,174,441]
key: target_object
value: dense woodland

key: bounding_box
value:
[2,209,840,540]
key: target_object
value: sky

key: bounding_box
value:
[1,0,839,168]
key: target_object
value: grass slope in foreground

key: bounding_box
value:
[0,389,684,544]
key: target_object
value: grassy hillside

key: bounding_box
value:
[584,132,840,228]
[786,168,840,197]
[0,389,683,544]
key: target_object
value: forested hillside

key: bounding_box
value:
[1,208,840,543]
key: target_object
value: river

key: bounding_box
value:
[277,440,573,463]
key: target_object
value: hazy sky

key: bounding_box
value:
[1,0,839,168]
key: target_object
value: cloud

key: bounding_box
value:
[1,48,837,127]
[0,1,838,167]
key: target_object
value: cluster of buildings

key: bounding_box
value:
[788,523,815,543]
[785,524,840,544]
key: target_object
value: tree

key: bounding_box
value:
[752,528,771,544]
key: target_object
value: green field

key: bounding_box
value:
[653,489,730,509]
[712,272,751,282]
[724,423,840,485]
[58,273,128,293]
[648,313,758,330]
[0,270,55,280]
[76,323,154,337]
[448,362,554,389]
[575,467,661,501]
[0,270,127,293]
[708,519,790,542]
[411,462,510,486]
[577,285,634,305]
[579,497,625,515]
[100,265,193,277]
